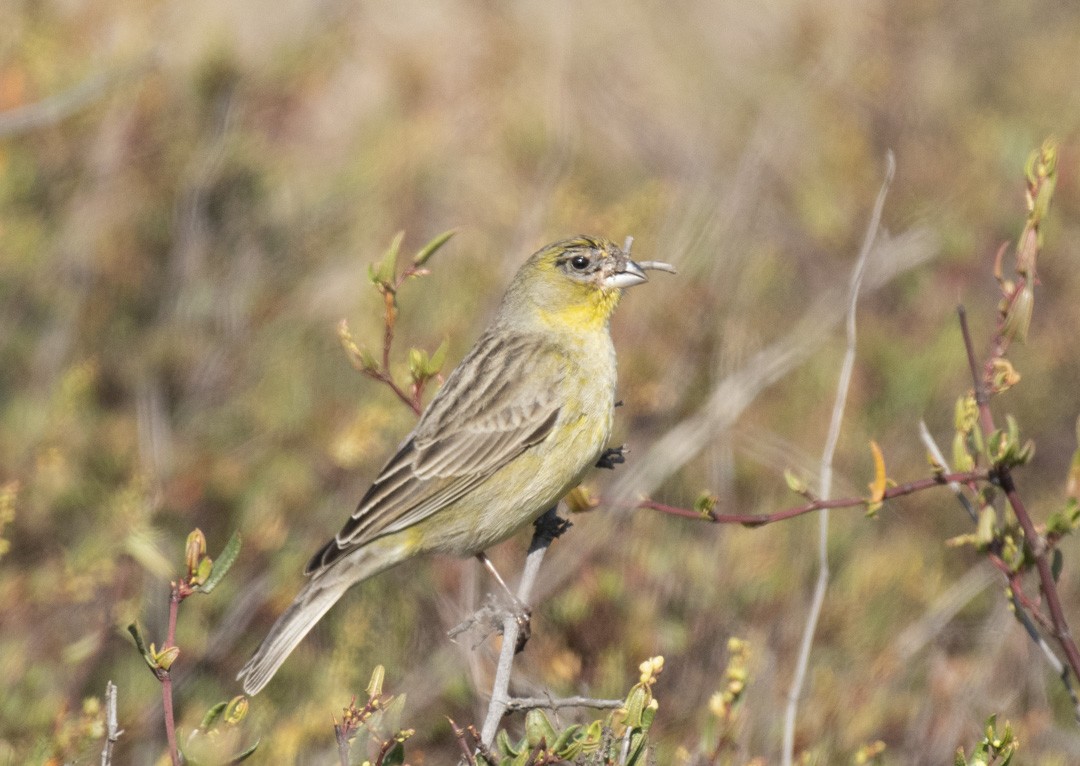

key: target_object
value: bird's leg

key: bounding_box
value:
[595,444,627,470]
[475,552,532,650]
[475,552,518,604]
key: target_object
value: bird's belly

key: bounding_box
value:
[409,388,613,557]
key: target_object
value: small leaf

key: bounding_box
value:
[783,469,808,496]
[127,623,155,668]
[224,695,249,725]
[372,231,404,288]
[198,531,241,594]
[975,505,997,550]
[1002,282,1034,343]
[693,492,718,518]
[495,728,520,758]
[867,441,887,503]
[185,529,207,580]
[524,708,556,749]
[1052,549,1064,583]
[224,739,260,764]
[200,701,228,729]
[152,644,180,671]
[193,555,213,585]
[551,724,582,755]
[427,339,449,376]
[408,347,426,383]
[623,686,648,728]
[952,431,975,473]
[366,665,386,698]
[413,228,457,267]
[865,441,888,517]
[381,740,406,766]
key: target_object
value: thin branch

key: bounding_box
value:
[479,507,565,746]
[100,680,123,766]
[640,472,987,525]
[957,306,1080,719]
[998,469,1080,692]
[160,586,183,766]
[503,695,625,713]
[0,58,152,138]
[781,151,894,766]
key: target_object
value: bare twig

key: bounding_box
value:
[100,680,123,766]
[479,507,565,746]
[0,58,153,138]
[781,151,895,766]
[503,695,625,713]
[639,470,989,524]
[159,586,182,766]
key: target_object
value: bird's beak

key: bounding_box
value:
[602,258,677,289]
[603,259,649,289]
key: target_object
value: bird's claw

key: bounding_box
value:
[596,445,627,470]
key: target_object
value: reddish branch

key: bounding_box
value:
[957,307,1080,690]
[155,581,194,766]
[639,470,989,526]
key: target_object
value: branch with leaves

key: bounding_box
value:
[128,529,255,765]
[338,230,456,416]
[636,138,1080,727]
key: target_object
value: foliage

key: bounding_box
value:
[2,1,1080,763]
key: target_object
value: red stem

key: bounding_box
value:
[998,469,1080,676]
[159,583,183,766]
[639,470,988,526]
[957,306,1080,690]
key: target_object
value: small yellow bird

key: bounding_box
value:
[238,235,673,695]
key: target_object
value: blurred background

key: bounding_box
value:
[2,0,1079,762]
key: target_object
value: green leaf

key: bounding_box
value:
[1052,549,1064,582]
[380,741,406,766]
[524,708,556,749]
[952,432,975,473]
[975,506,997,550]
[127,623,155,669]
[200,701,228,729]
[624,686,647,728]
[198,531,241,594]
[224,739,260,764]
[495,728,520,758]
[783,469,808,496]
[366,665,386,697]
[428,339,449,376]
[408,347,426,383]
[413,228,457,266]
[373,231,404,287]
[551,724,581,755]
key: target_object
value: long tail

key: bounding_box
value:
[237,544,403,695]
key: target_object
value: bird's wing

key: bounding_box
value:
[306,332,563,573]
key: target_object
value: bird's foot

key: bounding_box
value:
[595,444,627,470]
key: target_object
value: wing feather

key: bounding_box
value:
[306,330,563,573]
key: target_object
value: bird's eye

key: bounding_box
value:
[569,254,590,271]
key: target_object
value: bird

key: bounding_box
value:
[237,235,674,695]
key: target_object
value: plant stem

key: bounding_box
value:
[639,470,988,525]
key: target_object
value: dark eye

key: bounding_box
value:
[569,254,590,270]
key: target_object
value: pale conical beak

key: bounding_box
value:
[603,259,649,289]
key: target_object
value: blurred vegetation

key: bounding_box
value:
[2,0,1080,763]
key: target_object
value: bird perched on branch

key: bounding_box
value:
[238,235,674,694]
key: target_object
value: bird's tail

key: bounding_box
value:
[237,543,403,695]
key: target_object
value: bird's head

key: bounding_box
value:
[498,236,675,331]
